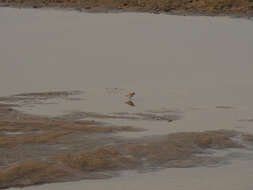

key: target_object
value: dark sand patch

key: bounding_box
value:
[216,106,234,109]
[54,111,181,123]
[242,134,253,143]
[238,119,253,122]
[0,91,181,123]
[0,91,84,106]
[15,91,82,97]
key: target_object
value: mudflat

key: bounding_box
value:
[1,7,253,190]
[0,94,253,189]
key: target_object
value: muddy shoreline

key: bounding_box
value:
[0,0,253,18]
[1,8,253,189]
[0,91,253,189]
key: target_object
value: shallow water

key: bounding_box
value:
[1,7,253,190]
[9,160,253,190]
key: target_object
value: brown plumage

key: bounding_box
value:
[126,92,135,99]
[125,100,135,107]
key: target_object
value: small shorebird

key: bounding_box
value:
[125,100,135,107]
[126,92,135,99]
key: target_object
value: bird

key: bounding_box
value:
[126,92,135,99]
[125,100,135,107]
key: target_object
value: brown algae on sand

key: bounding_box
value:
[0,0,252,16]
[0,129,247,189]
[0,124,248,189]
[0,120,140,148]
[0,160,70,189]
[0,92,251,189]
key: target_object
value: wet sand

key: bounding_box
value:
[1,7,253,190]
[1,98,251,189]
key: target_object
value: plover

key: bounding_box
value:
[125,100,135,107]
[126,92,135,99]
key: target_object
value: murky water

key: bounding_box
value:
[9,160,253,190]
[1,7,253,190]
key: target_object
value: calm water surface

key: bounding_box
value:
[1,7,253,190]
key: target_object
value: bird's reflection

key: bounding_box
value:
[125,100,135,107]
